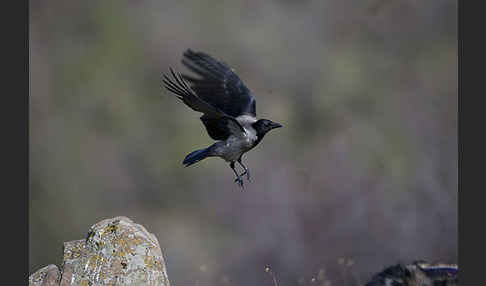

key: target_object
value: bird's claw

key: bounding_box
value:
[234,176,244,188]
[239,170,251,182]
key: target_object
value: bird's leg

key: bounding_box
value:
[230,162,244,188]
[237,158,251,181]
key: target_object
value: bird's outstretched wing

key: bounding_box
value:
[162,68,245,140]
[180,49,256,118]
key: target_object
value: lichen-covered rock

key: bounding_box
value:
[29,264,61,286]
[29,216,170,286]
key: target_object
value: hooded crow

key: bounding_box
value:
[162,49,282,188]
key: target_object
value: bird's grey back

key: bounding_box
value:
[236,114,258,140]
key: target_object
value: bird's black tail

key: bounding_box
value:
[183,147,211,167]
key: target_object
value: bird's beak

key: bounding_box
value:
[270,122,283,129]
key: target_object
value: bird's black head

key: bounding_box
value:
[252,119,282,139]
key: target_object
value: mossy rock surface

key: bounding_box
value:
[29,216,170,286]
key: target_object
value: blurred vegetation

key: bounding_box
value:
[30,0,457,285]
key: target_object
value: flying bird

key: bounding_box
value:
[162,49,282,188]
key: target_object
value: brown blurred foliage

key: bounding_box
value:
[30,0,457,285]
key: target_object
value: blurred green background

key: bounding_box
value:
[29,0,457,285]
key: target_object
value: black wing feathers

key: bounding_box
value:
[162,68,220,118]
[181,49,256,118]
[162,68,245,140]
[200,116,242,141]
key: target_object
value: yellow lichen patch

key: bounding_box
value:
[119,258,128,271]
[98,270,105,281]
[131,237,143,246]
[64,245,86,261]
[118,238,127,250]
[81,280,88,286]
[102,224,119,237]
[63,253,70,260]
[95,240,105,249]
[88,254,104,270]
[144,256,154,270]
[117,237,137,256]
